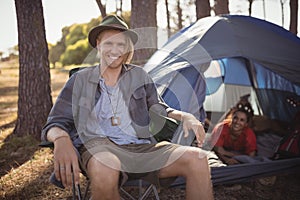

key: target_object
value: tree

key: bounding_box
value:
[14,0,52,140]
[248,0,254,16]
[213,0,229,15]
[176,0,183,30]
[131,0,157,64]
[280,0,288,26]
[61,39,91,66]
[95,0,107,17]
[165,0,171,38]
[116,0,123,16]
[289,0,298,35]
[195,0,211,20]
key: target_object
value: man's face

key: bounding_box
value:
[97,30,128,69]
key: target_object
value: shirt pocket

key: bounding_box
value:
[130,87,149,126]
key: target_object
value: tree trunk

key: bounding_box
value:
[131,0,157,65]
[289,0,298,35]
[176,0,183,30]
[196,0,211,20]
[248,0,253,16]
[165,0,171,38]
[14,0,53,140]
[95,0,107,18]
[214,0,229,15]
[280,0,285,26]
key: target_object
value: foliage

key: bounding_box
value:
[65,24,87,46]
[49,17,102,67]
[60,39,89,66]
[48,40,65,67]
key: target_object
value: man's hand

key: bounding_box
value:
[53,137,81,188]
[167,110,206,147]
[47,127,81,188]
[181,113,205,147]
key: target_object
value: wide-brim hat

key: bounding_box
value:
[88,15,138,48]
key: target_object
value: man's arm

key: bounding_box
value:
[167,110,205,147]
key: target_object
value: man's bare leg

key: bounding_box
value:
[87,152,121,200]
[159,147,214,200]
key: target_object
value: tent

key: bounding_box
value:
[143,15,300,185]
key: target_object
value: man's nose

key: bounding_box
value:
[110,44,120,53]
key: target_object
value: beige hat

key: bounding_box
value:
[88,15,138,48]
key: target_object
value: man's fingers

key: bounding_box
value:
[72,160,81,185]
[59,164,67,187]
[54,161,61,181]
[183,125,189,138]
[65,164,73,187]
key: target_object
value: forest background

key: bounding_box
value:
[0,0,300,199]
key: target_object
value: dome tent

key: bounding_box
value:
[144,15,300,185]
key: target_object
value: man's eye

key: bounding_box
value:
[103,41,112,46]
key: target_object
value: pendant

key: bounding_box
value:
[111,116,121,126]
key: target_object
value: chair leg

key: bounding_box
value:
[72,173,77,200]
[139,184,160,200]
[120,187,136,200]
[76,184,82,200]
[83,180,90,200]
[152,185,160,200]
[72,172,82,200]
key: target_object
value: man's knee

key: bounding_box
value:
[182,148,209,172]
[87,152,121,188]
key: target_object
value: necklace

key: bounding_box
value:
[105,84,121,126]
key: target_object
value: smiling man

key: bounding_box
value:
[42,15,213,199]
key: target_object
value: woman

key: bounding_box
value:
[212,103,256,165]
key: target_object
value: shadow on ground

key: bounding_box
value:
[0,130,39,177]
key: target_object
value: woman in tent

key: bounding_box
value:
[212,103,256,165]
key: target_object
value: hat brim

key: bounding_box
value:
[88,25,138,48]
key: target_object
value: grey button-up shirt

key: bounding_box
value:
[41,64,172,148]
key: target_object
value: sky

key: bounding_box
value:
[0,0,299,56]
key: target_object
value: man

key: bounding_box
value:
[42,15,213,200]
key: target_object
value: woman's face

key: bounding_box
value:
[230,111,248,134]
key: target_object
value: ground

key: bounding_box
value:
[0,60,300,199]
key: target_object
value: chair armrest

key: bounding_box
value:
[39,141,54,148]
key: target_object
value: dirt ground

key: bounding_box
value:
[1,60,300,199]
[1,129,299,200]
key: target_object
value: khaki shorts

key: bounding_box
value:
[78,137,180,188]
